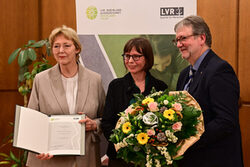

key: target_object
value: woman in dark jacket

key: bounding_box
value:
[101,37,168,167]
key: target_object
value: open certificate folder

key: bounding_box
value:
[13,105,85,155]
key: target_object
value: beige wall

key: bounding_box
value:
[0,0,249,166]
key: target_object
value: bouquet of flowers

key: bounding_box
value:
[110,88,204,167]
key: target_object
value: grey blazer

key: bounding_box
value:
[26,64,105,167]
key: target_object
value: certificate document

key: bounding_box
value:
[13,105,85,155]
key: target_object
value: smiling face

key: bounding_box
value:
[52,34,79,67]
[175,25,205,65]
[124,47,146,75]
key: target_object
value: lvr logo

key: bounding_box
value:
[160,7,184,16]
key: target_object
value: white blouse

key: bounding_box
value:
[61,73,78,115]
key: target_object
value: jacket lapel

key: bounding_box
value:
[189,68,202,93]
[49,64,69,115]
[75,65,89,114]
[189,50,214,93]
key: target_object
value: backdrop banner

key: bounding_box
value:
[76,0,196,91]
[75,0,196,159]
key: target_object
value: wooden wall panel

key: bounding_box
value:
[239,0,250,103]
[197,0,238,71]
[40,0,76,39]
[0,92,24,150]
[0,0,39,156]
[238,0,250,165]
[0,0,39,90]
[197,1,249,166]
[39,0,77,65]
[239,106,250,167]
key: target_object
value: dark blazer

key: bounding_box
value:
[176,50,244,167]
[101,72,168,159]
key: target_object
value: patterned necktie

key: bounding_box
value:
[184,67,196,91]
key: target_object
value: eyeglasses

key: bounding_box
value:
[172,34,198,46]
[122,54,143,61]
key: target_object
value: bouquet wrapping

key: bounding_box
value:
[110,89,204,167]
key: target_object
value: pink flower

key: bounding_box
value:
[148,102,159,112]
[172,122,182,132]
[147,129,155,136]
[125,106,133,115]
[172,103,182,112]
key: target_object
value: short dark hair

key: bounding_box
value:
[174,15,212,47]
[123,37,154,72]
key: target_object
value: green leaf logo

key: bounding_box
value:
[86,6,98,20]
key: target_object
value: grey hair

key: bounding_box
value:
[174,15,212,47]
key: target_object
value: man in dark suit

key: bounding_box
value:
[173,15,244,167]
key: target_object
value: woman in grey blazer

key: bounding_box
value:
[26,25,105,167]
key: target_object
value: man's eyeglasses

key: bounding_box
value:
[122,54,143,61]
[172,34,198,46]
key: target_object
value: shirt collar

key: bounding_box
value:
[192,49,210,71]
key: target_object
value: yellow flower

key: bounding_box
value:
[142,97,154,105]
[122,122,131,134]
[163,109,175,120]
[137,132,149,145]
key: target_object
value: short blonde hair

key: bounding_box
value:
[49,25,82,57]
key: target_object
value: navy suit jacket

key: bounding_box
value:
[176,50,244,167]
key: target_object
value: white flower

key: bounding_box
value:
[116,134,134,150]
[163,100,169,105]
[155,159,161,167]
[167,160,173,165]
[143,112,158,125]
[165,130,178,143]
[136,113,143,120]
[146,150,153,167]
[157,146,172,164]
[165,130,171,136]
[148,91,163,98]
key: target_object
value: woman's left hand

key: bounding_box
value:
[36,153,53,160]
[78,113,97,131]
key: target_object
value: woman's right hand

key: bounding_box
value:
[36,153,53,160]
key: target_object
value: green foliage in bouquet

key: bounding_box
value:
[110,88,202,167]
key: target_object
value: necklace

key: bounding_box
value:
[60,64,78,78]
